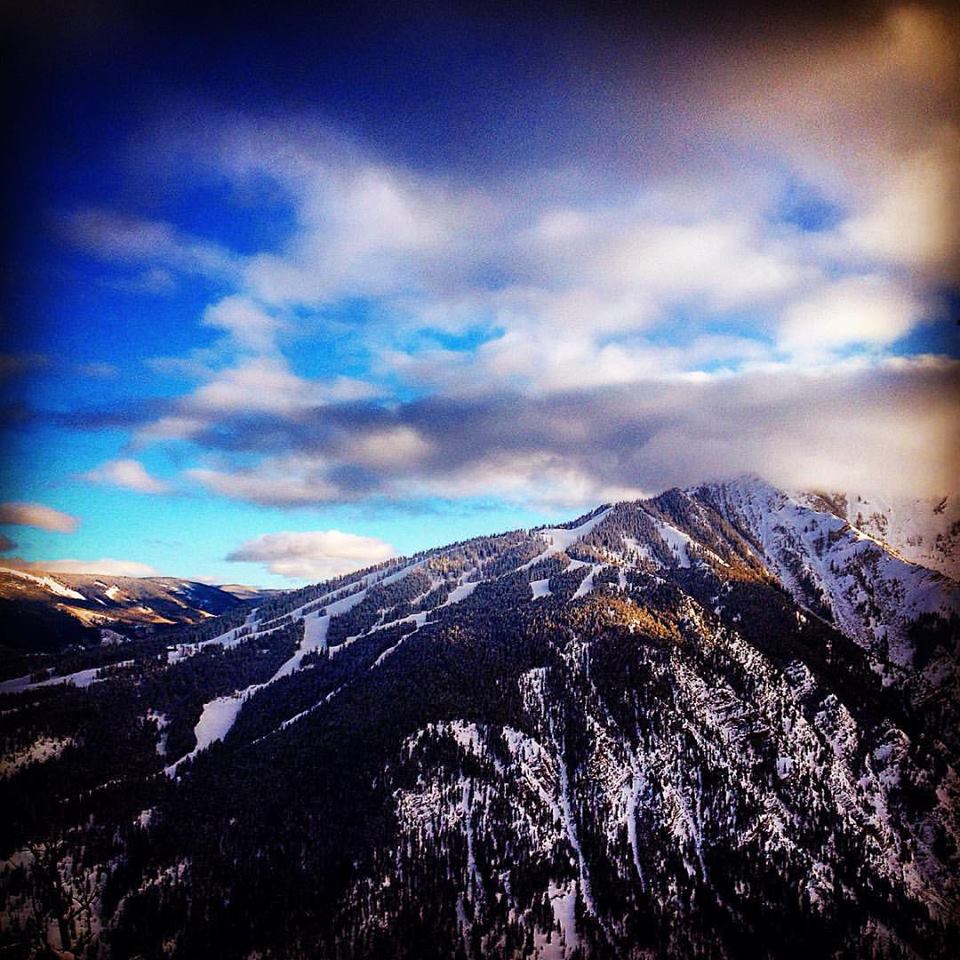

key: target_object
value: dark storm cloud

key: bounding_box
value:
[82,359,957,507]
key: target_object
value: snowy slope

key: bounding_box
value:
[799,489,960,581]
[690,478,959,663]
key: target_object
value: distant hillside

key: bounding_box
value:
[217,583,285,602]
[0,567,262,674]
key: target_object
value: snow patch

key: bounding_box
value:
[164,694,248,777]
[655,520,693,568]
[0,662,132,694]
[530,578,552,599]
[539,508,613,553]
[444,581,479,606]
[572,565,602,599]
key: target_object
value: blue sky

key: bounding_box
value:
[1,1,958,586]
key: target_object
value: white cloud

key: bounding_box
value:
[83,458,170,494]
[349,427,433,470]
[478,330,667,393]
[779,275,924,356]
[839,128,960,279]
[133,351,382,447]
[523,213,809,315]
[168,357,960,508]
[189,356,314,415]
[103,82,950,408]
[715,4,960,283]
[226,529,395,581]
[201,296,283,353]
[146,356,380,429]
[0,501,79,533]
[76,8,959,518]
[241,157,489,304]
[395,450,648,513]
[134,415,208,445]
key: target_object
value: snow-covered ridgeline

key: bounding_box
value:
[0,566,86,600]
[519,508,614,571]
[695,477,959,659]
[797,489,960,581]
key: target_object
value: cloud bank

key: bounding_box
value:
[226,530,396,580]
[171,359,960,508]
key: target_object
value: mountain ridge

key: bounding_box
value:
[1,475,958,958]
[0,567,277,680]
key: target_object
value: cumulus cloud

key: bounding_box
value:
[83,459,170,494]
[0,502,79,533]
[40,2,960,520]
[190,357,314,415]
[240,155,491,305]
[71,7,957,404]
[779,275,926,356]
[519,212,809,318]
[839,128,960,279]
[130,355,381,448]
[226,529,396,581]
[133,102,944,404]
[134,415,208,445]
[713,3,960,282]
[350,427,433,470]
[201,296,283,353]
[187,457,346,506]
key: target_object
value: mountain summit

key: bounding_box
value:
[1,477,958,958]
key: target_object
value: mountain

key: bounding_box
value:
[797,489,960,581]
[216,583,285,603]
[0,567,255,676]
[1,477,957,959]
